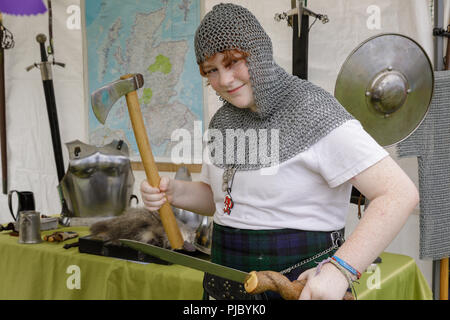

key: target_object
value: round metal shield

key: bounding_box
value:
[334,33,434,147]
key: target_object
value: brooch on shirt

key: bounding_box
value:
[222,166,237,215]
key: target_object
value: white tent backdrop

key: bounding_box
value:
[1,0,85,221]
[1,0,449,290]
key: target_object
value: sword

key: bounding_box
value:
[120,239,354,300]
[274,0,329,80]
[26,34,70,222]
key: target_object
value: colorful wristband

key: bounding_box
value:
[331,255,361,279]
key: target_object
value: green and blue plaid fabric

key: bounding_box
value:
[211,223,340,280]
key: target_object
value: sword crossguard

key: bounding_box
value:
[274,0,329,35]
[25,61,65,75]
[53,61,66,68]
[25,63,39,72]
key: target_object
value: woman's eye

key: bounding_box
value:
[230,59,242,68]
[206,68,217,74]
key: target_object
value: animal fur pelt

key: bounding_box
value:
[89,207,195,249]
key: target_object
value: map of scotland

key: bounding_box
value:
[86,0,203,161]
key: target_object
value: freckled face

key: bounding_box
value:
[202,52,257,112]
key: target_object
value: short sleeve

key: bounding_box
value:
[313,119,389,188]
[199,162,210,185]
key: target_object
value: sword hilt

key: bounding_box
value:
[244,271,355,300]
[274,0,329,36]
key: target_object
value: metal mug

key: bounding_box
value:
[8,190,36,230]
[18,211,42,244]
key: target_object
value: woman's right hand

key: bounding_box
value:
[140,177,173,211]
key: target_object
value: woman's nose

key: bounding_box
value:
[218,69,234,87]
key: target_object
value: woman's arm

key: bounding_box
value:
[141,178,216,217]
[170,180,216,216]
[299,156,419,299]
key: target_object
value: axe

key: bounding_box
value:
[91,74,184,250]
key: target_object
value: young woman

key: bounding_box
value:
[140,3,419,300]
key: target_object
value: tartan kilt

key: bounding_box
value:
[203,223,343,300]
[203,223,344,300]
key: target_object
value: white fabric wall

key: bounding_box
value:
[2,0,449,291]
[1,0,85,220]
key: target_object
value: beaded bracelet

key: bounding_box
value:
[331,255,361,279]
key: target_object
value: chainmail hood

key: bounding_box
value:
[195,3,354,170]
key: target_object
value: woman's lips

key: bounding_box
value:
[227,84,245,94]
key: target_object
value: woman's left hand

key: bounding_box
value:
[297,263,349,300]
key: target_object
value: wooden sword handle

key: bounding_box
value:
[244,271,355,300]
[121,74,184,250]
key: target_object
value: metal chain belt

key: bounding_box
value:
[279,230,344,275]
[279,244,338,275]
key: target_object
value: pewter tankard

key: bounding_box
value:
[18,211,42,244]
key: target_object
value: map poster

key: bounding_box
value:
[85,0,204,163]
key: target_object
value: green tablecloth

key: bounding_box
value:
[354,252,432,300]
[0,226,432,300]
[0,227,204,300]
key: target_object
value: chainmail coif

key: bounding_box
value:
[195,3,354,170]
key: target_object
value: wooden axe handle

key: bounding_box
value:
[121,75,184,250]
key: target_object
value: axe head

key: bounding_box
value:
[91,74,144,124]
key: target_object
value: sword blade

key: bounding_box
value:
[120,239,249,283]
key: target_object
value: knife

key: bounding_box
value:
[120,239,345,300]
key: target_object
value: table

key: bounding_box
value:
[0,226,432,300]
[0,227,204,300]
[354,252,432,300]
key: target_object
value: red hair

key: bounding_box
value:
[199,49,250,77]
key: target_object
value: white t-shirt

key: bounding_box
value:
[199,119,388,231]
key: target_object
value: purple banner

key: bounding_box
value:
[0,0,47,16]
